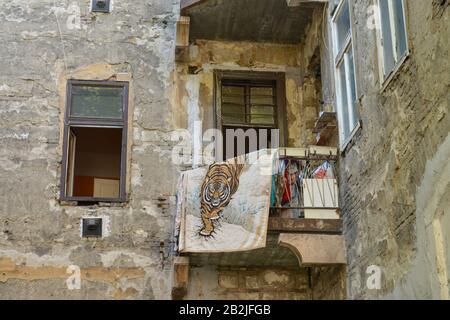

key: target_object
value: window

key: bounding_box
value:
[214,71,286,160]
[331,0,359,147]
[377,0,409,82]
[329,0,341,16]
[60,80,129,203]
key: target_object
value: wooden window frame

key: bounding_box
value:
[214,70,287,149]
[60,80,129,203]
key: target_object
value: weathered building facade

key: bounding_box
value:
[0,0,448,300]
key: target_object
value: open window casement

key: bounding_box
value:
[331,0,360,149]
[66,130,77,197]
[60,80,129,203]
[376,0,409,84]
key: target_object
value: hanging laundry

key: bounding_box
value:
[282,165,291,203]
[270,174,277,207]
[312,161,334,179]
[282,161,300,205]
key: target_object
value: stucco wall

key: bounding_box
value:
[2,0,446,301]
[325,0,450,299]
[0,0,180,299]
[175,38,319,155]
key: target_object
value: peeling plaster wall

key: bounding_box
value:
[187,265,314,300]
[0,0,181,299]
[176,39,320,154]
[385,134,450,299]
[0,0,338,300]
[186,265,346,300]
[174,11,345,299]
[320,1,450,299]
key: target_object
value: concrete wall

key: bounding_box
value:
[186,265,346,300]
[3,0,446,301]
[0,0,180,299]
[175,38,320,155]
[187,266,312,300]
[322,0,450,299]
[0,0,331,300]
[173,8,346,301]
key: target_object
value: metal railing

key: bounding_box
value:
[270,147,340,219]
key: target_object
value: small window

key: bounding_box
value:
[331,0,359,148]
[377,0,409,81]
[60,80,128,203]
[215,71,286,160]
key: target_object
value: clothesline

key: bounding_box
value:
[270,158,338,218]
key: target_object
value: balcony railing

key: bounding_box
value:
[270,146,340,220]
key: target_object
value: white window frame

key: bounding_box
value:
[375,0,410,89]
[331,0,360,150]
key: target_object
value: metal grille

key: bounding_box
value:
[221,80,277,127]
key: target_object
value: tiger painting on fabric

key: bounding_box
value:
[199,160,245,237]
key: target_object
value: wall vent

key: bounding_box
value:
[92,0,111,13]
[82,218,103,237]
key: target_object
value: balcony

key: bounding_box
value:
[172,147,346,299]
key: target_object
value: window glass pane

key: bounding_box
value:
[330,0,340,16]
[222,85,245,124]
[393,0,407,59]
[347,48,358,131]
[335,0,351,54]
[222,113,245,124]
[222,103,245,114]
[221,82,277,126]
[380,0,395,76]
[250,87,274,105]
[338,62,350,140]
[222,86,245,105]
[71,85,124,119]
[222,104,246,124]
[250,105,275,125]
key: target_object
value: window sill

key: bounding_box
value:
[380,52,410,93]
[59,197,128,207]
[339,120,362,156]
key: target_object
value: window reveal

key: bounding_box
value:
[60,80,129,203]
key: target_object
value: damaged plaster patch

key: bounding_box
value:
[0,2,29,23]
[0,158,22,171]
[386,134,450,299]
[20,31,58,40]
[100,251,157,269]
[141,200,162,218]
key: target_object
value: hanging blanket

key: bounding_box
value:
[175,149,278,253]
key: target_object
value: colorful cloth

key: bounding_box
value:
[175,149,278,253]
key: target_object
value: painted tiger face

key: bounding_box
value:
[204,180,231,207]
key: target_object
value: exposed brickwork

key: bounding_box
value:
[324,1,450,299]
[217,267,312,300]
